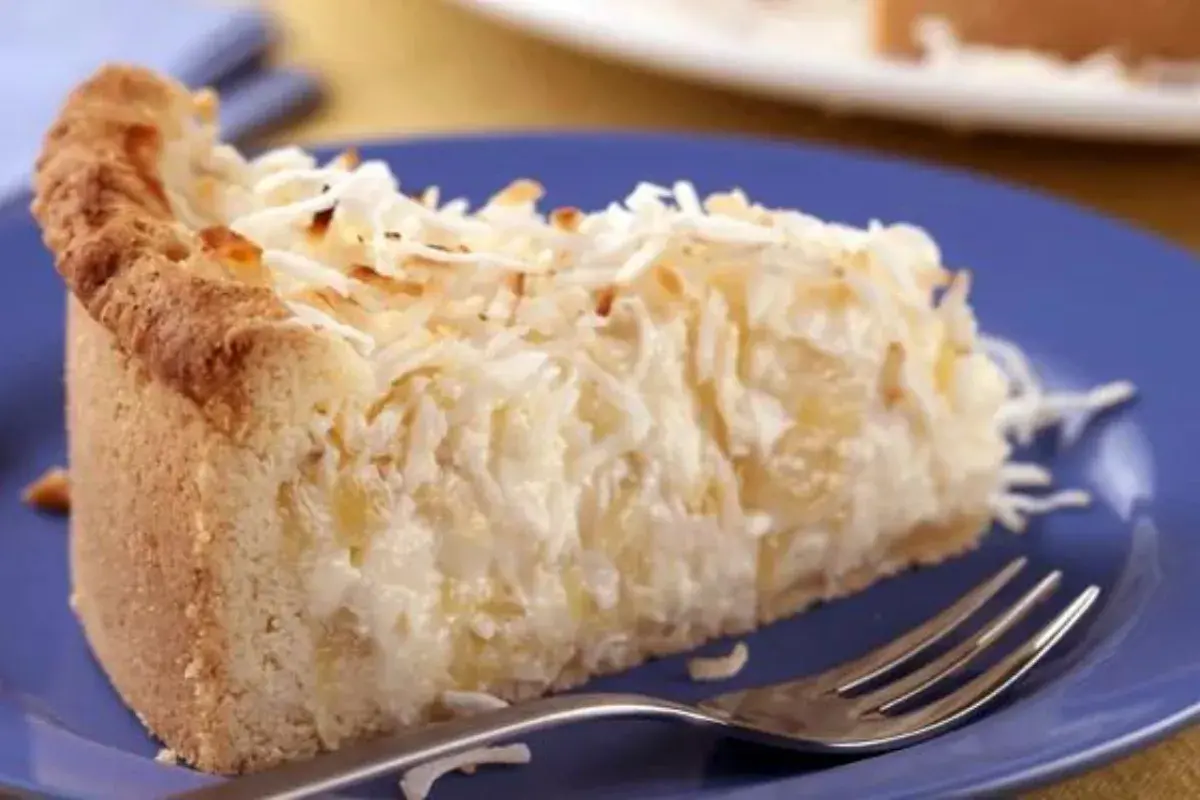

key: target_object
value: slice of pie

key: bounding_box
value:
[873,0,1200,65]
[34,65,1069,774]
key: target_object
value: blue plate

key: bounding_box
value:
[1,132,1197,800]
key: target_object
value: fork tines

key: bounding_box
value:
[826,557,1100,742]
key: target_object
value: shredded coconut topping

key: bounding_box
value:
[164,127,1136,731]
[399,744,532,800]
[983,336,1136,531]
[688,641,750,681]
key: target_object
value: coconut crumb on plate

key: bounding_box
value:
[395,691,529,797]
[440,690,510,715]
[398,744,532,800]
[688,641,750,681]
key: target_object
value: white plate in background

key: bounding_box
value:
[452,0,1200,142]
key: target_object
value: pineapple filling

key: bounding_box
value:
[164,115,1132,720]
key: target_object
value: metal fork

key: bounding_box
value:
[174,558,1099,800]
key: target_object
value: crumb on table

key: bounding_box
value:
[22,467,70,514]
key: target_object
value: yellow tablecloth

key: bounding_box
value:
[264,1,1200,796]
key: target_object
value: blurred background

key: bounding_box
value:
[6,0,1200,797]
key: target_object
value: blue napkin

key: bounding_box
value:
[1,1,322,204]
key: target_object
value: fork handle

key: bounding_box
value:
[170,693,708,800]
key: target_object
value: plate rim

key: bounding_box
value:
[449,0,1200,143]
[4,129,1200,799]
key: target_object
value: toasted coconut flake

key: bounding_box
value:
[688,641,749,681]
[490,179,544,207]
[23,467,70,513]
[595,286,616,318]
[198,226,271,287]
[399,745,532,800]
[505,271,527,299]
[880,342,907,408]
[349,265,425,298]
[198,225,259,258]
[292,286,360,314]
[334,147,360,170]
[308,206,335,241]
[404,255,454,271]
[550,206,583,232]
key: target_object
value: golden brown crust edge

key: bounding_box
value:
[873,0,1200,63]
[32,64,295,433]
[44,66,375,774]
